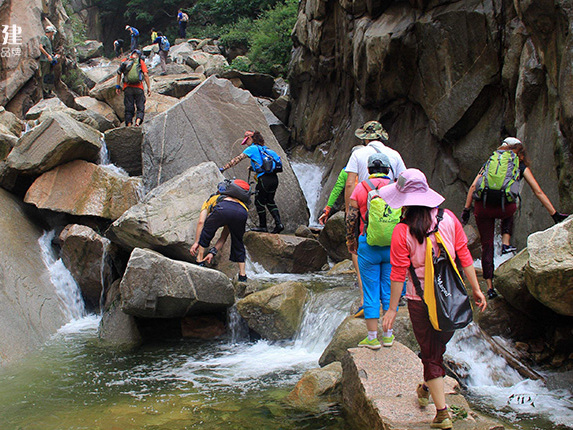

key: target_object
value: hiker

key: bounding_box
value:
[190,179,251,282]
[381,168,487,430]
[38,25,59,99]
[150,28,158,43]
[221,130,284,234]
[113,39,124,58]
[344,121,407,212]
[346,153,402,349]
[461,137,569,299]
[115,50,151,127]
[125,25,139,51]
[177,9,189,39]
[152,31,170,75]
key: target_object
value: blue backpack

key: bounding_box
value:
[159,36,170,52]
[254,146,283,174]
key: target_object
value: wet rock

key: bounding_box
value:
[475,296,537,340]
[103,126,143,176]
[24,160,141,220]
[75,96,121,126]
[150,73,206,98]
[5,112,102,177]
[25,98,69,120]
[235,281,308,340]
[243,232,327,274]
[286,361,342,408]
[295,225,315,238]
[268,95,290,125]
[525,216,573,316]
[272,78,289,99]
[326,259,355,276]
[79,59,118,85]
[318,211,350,262]
[167,42,195,66]
[0,188,67,366]
[0,106,24,137]
[220,70,275,97]
[76,40,104,62]
[463,224,481,260]
[181,315,226,339]
[141,76,308,232]
[98,280,142,347]
[259,103,290,149]
[120,248,235,318]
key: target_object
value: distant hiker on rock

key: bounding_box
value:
[150,28,158,43]
[115,50,151,127]
[221,130,284,234]
[113,39,124,58]
[344,121,406,212]
[346,153,401,349]
[38,25,59,99]
[177,9,189,39]
[190,179,251,282]
[152,31,170,76]
[461,137,569,300]
[381,169,487,430]
[125,25,140,51]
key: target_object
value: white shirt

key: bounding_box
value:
[345,141,406,182]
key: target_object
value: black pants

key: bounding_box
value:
[198,200,248,262]
[124,86,145,126]
[255,172,280,227]
[179,21,187,38]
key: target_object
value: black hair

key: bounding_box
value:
[402,206,433,244]
[251,131,265,145]
[157,31,163,36]
[368,162,390,175]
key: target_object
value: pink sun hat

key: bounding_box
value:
[241,130,254,145]
[377,168,445,209]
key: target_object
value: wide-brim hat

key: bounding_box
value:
[355,121,389,141]
[377,168,445,209]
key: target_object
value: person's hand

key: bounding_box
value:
[460,207,471,226]
[146,88,151,97]
[382,308,397,332]
[346,238,358,255]
[190,242,199,256]
[473,289,487,312]
[318,206,331,225]
[200,253,214,264]
[552,212,569,224]
[219,167,225,173]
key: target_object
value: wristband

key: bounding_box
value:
[208,247,218,256]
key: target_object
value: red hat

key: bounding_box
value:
[241,130,254,145]
[233,179,250,191]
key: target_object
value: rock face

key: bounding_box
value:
[236,281,308,340]
[150,73,205,98]
[76,39,104,62]
[75,96,121,126]
[289,0,573,248]
[286,361,343,408]
[0,189,67,366]
[318,211,350,262]
[5,112,103,176]
[142,76,309,232]
[103,126,143,175]
[243,232,328,273]
[120,248,235,318]
[98,280,142,347]
[525,217,573,316]
[24,160,141,220]
[0,107,24,136]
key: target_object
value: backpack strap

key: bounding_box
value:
[426,208,444,236]
[364,178,379,192]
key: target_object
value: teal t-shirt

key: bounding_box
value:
[39,35,53,62]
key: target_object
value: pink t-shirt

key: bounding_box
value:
[349,176,391,235]
[389,208,473,301]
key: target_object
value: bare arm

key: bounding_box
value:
[464,174,480,209]
[462,265,487,312]
[115,73,122,95]
[345,172,358,213]
[222,152,248,171]
[190,209,208,256]
[213,226,230,251]
[522,168,557,215]
[143,72,151,96]
[382,280,404,332]
[39,45,53,61]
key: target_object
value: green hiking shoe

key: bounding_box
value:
[382,334,395,347]
[358,336,381,350]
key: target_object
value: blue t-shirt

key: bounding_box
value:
[243,145,267,178]
[130,27,139,37]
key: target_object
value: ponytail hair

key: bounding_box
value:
[251,131,265,146]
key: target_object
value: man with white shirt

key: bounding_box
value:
[344,121,406,211]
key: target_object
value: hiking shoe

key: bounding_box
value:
[353,305,364,318]
[430,408,452,429]
[501,244,517,255]
[238,274,248,282]
[358,337,381,350]
[271,223,284,234]
[250,226,268,232]
[487,288,498,299]
[416,383,430,407]
[382,334,395,347]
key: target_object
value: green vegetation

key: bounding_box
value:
[62,0,87,45]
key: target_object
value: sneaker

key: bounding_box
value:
[382,334,395,347]
[487,288,498,299]
[250,226,268,232]
[416,383,430,407]
[501,244,517,255]
[271,223,284,234]
[358,336,381,350]
[353,305,364,318]
[430,408,452,429]
[238,274,248,282]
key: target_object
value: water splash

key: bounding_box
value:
[473,227,514,271]
[290,162,325,227]
[99,136,129,176]
[228,305,249,344]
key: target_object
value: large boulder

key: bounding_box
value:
[79,59,118,85]
[0,133,18,161]
[150,73,206,98]
[25,97,69,120]
[5,112,103,176]
[98,280,142,347]
[285,361,343,408]
[34,107,116,133]
[0,106,24,137]
[318,211,350,262]
[243,232,327,273]
[235,281,308,340]
[525,217,573,316]
[76,40,104,62]
[187,51,228,76]
[75,96,121,126]
[103,126,143,175]
[141,76,308,232]
[24,160,141,220]
[220,70,276,97]
[0,189,67,366]
[120,248,235,318]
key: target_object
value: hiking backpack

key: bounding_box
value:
[123,59,143,84]
[254,146,283,174]
[159,36,170,52]
[362,178,401,247]
[180,12,189,22]
[217,179,252,205]
[473,150,521,207]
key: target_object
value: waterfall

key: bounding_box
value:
[98,237,112,313]
[38,231,86,322]
[290,162,325,227]
[98,136,129,176]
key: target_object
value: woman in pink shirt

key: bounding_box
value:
[380,169,487,430]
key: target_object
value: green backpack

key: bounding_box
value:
[474,150,521,207]
[362,178,401,247]
[124,59,143,84]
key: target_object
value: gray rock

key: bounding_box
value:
[220,70,275,97]
[103,126,143,176]
[150,73,206,98]
[285,361,342,408]
[272,77,289,99]
[0,106,24,137]
[120,248,235,318]
[25,98,69,120]
[0,132,17,161]
[268,95,290,125]
[98,280,142,347]
[236,281,308,340]
[318,211,350,262]
[76,40,104,62]
[141,76,308,232]
[0,189,67,366]
[243,232,327,273]
[75,96,121,126]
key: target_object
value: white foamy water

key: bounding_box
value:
[447,324,573,426]
[57,314,101,335]
[39,231,86,322]
[99,137,129,176]
[473,228,515,271]
[291,162,325,228]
